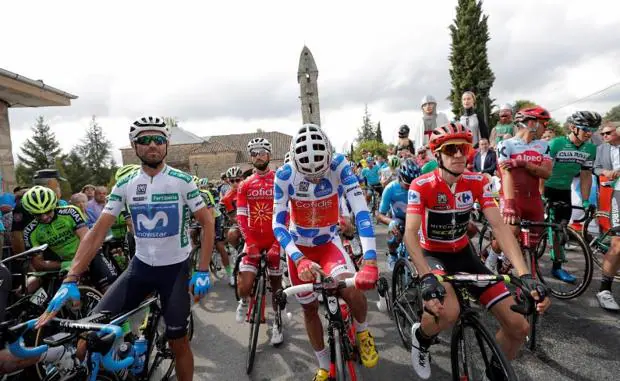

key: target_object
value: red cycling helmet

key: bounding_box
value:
[428,122,473,153]
[514,106,551,124]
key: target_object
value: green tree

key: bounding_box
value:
[76,116,115,185]
[357,104,376,141]
[61,150,91,192]
[164,116,179,127]
[55,157,73,200]
[604,104,620,122]
[448,0,496,125]
[16,116,62,181]
[352,140,387,162]
[375,122,383,143]
[14,162,31,186]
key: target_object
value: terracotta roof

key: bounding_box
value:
[205,131,292,161]
[191,140,236,154]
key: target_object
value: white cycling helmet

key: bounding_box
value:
[283,151,291,164]
[226,166,243,179]
[247,138,272,154]
[290,124,332,179]
[198,177,209,188]
[129,116,170,141]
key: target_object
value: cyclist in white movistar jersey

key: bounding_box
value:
[37,117,215,381]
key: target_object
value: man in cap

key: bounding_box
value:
[33,169,69,206]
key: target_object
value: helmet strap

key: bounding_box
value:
[436,154,463,178]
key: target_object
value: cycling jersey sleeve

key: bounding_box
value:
[102,183,127,218]
[496,140,511,163]
[59,206,87,230]
[182,182,206,213]
[406,180,425,216]
[272,164,304,263]
[22,221,38,249]
[378,183,392,215]
[339,160,377,261]
[236,179,255,246]
[476,176,498,210]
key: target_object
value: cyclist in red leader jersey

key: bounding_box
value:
[484,107,553,273]
[235,138,284,345]
[404,122,551,380]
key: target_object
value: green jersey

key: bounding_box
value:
[545,136,596,190]
[493,123,515,144]
[110,209,130,239]
[23,206,86,267]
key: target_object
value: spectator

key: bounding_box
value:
[413,95,450,152]
[33,169,68,206]
[397,145,413,159]
[472,138,497,176]
[70,193,89,224]
[10,186,32,256]
[415,146,432,168]
[375,154,388,170]
[541,129,556,141]
[81,184,96,201]
[489,103,517,148]
[397,125,415,155]
[86,186,108,226]
[459,91,489,146]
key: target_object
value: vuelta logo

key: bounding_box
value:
[248,188,273,198]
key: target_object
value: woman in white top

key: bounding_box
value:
[458,91,489,147]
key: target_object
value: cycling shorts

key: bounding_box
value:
[499,196,544,247]
[43,251,118,290]
[214,215,225,242]
[239,238,283,276]
[92,257,191,340]
[543,187,572,223]
[424,244,511,310]
[287,238,356,305]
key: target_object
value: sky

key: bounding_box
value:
[3,0,620,164]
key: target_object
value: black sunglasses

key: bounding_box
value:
[134,135,168,146]
[601,130,615,136]
[230,178,242,183]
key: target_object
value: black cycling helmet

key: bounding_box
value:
[398,124,410,138]
[570,111,602,129]
[398,158,421,184]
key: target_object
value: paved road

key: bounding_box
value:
[191,225,620,380]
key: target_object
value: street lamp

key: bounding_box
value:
[193,163,198,176]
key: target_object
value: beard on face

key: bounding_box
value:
[253,160,269,171]
[138,147,167,169]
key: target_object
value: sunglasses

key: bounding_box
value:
[250,149,269,157]
[439,143,472,157]
[602,130,615,136]
[133,135,168,146]
[575,125,596,133]
[230,178,242,183]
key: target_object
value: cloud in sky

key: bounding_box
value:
[2,0,619,164]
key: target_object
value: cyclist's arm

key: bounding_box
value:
[342,164,377,265]
[403,213,432,275]
[272,166,304,265]
[483,207,529,276]
[193,207,214,270]
[236,181,255,247]
[499,166,516,199]
[376,186,392,225]
[524,160,552,179]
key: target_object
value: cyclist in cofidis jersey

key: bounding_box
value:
[235,138,284,345]
[21,186,118,294]
[220,166,244,284]
[273,124,379,381]
[484,107,553,273]
[543,111,600,283]
[405,122,550,380]
[37,117,215,381]
[377,159,420,271]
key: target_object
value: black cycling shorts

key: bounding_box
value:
[92,257,191,340]
[43,251,118,291]
[544,187,572,223]
[423,244,511,310]
[215,215,224,242]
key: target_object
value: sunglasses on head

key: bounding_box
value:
[133,135,168,146]
[250,149,269,157]
[602,130,615,136]
[439,143,472,157]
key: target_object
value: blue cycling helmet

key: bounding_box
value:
[398,158,421,184]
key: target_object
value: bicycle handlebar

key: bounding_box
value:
[6,318,134,372]
[282,277,356,298]
[1,244,49,264]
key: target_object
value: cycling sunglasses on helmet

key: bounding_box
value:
[133,135,168,146]
[438,143,472,157]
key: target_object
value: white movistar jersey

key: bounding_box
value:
[103,165,206,266]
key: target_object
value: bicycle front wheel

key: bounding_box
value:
[536,226,593,299]
[246,276,265,374]
[450,315,517,381]
[391,258,422,350]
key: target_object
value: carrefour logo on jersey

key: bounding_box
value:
[131,203,179,239]
[314,179,333,198]
[455,191,473,209]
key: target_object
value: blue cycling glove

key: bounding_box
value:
[189,271,211,300]
[46,282,80,313]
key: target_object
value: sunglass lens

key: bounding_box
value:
[135,135,167,145]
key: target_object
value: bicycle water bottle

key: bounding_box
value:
[132,335,147,373]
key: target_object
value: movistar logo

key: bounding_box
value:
[137,211,169,230]
[196,277,210,287]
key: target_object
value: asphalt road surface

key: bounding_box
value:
[190,225,620,381]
